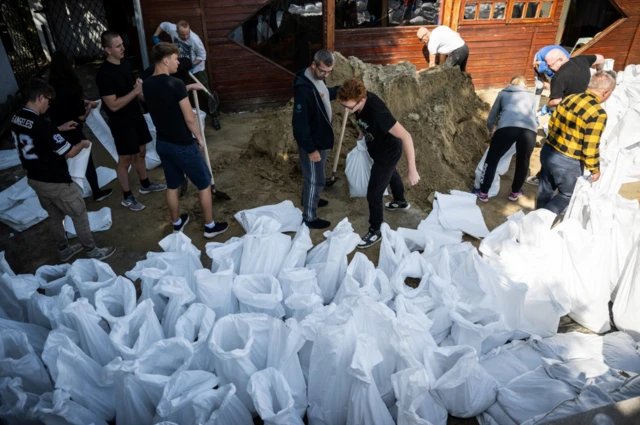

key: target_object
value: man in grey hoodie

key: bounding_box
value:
[475,76,538,202]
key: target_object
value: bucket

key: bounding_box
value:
[604,59,615,71]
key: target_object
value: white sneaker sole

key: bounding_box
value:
[204,225,229,239]
[357,237,382,249]
[385,203,411,211]
[121,201,146,211]
[173,216,190,233]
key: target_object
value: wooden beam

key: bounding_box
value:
[324,0,335,51]
[450,0,462,31]
[625,21,640,68]
[381,0,389,27]
[199,0,214,83]
[442,0,454,27]
[554,0,571,45]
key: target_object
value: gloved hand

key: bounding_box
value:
[540,105,552,116]
[153,36,161,45]
[189,67,195,74]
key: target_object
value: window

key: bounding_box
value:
[461,0,554,23]
[336,0,443,29]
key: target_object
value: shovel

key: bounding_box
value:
[325,109,349,187]
[188,73,219,115]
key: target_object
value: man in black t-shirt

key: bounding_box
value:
[337,78,421,249]
[142,42,228,239]
[545,49,605,108]
[96,30,166,212]
[11,79,115,262]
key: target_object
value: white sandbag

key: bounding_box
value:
[531,332,605,363]
[143,113,162,170]
[435,191,490,239]
[397,227,428,252]
[417,200,464,250]
[284,293,323,321]
[0,177,36,213]
[175,303,216,371]
[497,367,577,424]
[334,252,393,305]
[85,100,118,163]
[192,384,253,425]
[0,377,40,425]
[240,216,291,276]
[480,347,530,388]
[306,218,361,303]
[64,207,112,238]
[155,370,219,425]
[68,259,117,306]
[521,385,614,425]
[281,224,313,270]
[347,334,395,425]
[0,318,49,354]
[612,235,640,340]
[41,328,115,420]
[345,138,389,197]
[126,260,172,320]
[249,368,304,425]
[278,267,322,319]
[81,166,117,198]
[389,252,436,312]
[134,249,203,297]
[194,260,238,318]
[392,296,438,369]
[59,298,116,366]
[103,338,194,425]
[31,389,108,425]
[0,180,48,232]
[474,144,517,198]
[94,276,136,326]
[610,374,640,402]
[206,237,244,275]
[26,287,74,329]
[0,330,52,394]
[153,276,196,338]
[159,231,202,258]
[543,358,626,392]
[603,332,640,373]
[378,223,411,279]
[235,201,303,233]
[423,345,498,417]
[0,272,40,322]
[504,339,548,372]
[0,251,15,277]
[35,264,72,296]
[449,306,511,356]
[392,367,448,425]
[0,148,20,171]
[109,299,164,360]
[233,274,285,318]
[67,143,91,189]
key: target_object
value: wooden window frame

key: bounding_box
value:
[460,0,556,25]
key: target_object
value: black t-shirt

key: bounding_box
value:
[354,92,401,164]
[96,59,143,122]
[550,55,597,100]
[49,82,86,145]
[11,108,72,183]
[142,74,195,145]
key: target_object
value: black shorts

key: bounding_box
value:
[109,115,152,156]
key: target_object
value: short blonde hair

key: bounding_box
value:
[510,75,527,87]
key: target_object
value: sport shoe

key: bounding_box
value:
[525,175,539,185]
[121,195,145,211]
[301,198,329,208]
[204,222,229,239]
[508,190,524,201]
[212,115,222,131]
[385,201,410,211]
[139,181,167,194]
[93,188,113,202]
[86,246,116,261]
[477,191,489,202]
[471,188,480,195]
[304,218,331,229]
[357,228,382,249]
[59,243,82,262]
[173,213,190,233]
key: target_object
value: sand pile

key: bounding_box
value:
[249,52,490,208]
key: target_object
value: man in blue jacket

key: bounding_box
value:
[292,49,339,230]
[533,45,570,113]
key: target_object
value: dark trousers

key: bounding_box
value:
[479,126,537,194]
[299,148,327,222]
[85,153,99,195]
[536,144,584,215]
[368,154,405,231]
[444,44,469,72]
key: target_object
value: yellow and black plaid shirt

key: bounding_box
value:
[546,90,607,173]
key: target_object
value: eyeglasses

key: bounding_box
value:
[314,62,333,74]
[44,96,52,102]
[341,103,357,111]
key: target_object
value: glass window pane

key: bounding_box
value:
[493,2,506,19]
[526,2,539,18]
[540,1,553,18]
[464,4,477,20]
[479,3,491,19]
[512,2,525,18]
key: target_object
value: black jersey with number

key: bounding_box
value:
[11,108,72,183]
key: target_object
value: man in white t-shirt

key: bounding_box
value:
[417,26,469,72]
[153,20,221,130]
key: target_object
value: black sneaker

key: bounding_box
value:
[204,222,229,239]
[304,218,331,229]
[385,201,411,211]
[211,115,221,131]
[93,188,113,202]
[173,213,190,233]
[301,198,329,208]
[357,228,382,249]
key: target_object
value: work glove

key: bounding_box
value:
[153,36,161,44]
[540,105,552,116]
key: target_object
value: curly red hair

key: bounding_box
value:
[337,78,367,103]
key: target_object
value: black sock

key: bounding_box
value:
[123,190,132,199]
[141,178,150,188]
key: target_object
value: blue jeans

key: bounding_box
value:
[536,144,584,215]
[156,140,212,191]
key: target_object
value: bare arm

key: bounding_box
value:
[102,79,142,112]
[153,25,164,37]
[546,98,562,108]
[429,54,437,68]
[389,122,420,185]
[594,54,605,71]
[179,96,204,147]
[65,140,90,159]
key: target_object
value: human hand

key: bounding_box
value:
[134,78,143,95]
[80,140,91,149]
[358,131,364,140]
[589,172,600,183]
[58,121,78,132]
[408,168,420,186]
[197,137,205,149]
[191,82,205,91]
[308,151,321,162]
[153,36,161,45]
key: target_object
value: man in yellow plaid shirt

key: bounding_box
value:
[536,71,616,214]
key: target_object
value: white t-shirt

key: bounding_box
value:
[160,22,207,74]
[427,25,465,55]
[304,68,331,123]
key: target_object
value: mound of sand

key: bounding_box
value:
[249,52,490,208]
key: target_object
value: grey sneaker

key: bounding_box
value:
[525,175,539,185]
[86,246,116,261]
[121,195,145,211]
[59,244,82,262]
[139,181,167,194]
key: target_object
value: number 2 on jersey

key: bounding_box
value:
[11,131,38,160]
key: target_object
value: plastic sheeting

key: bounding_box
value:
[0,178,48,232]
[64,207,112,238]
[474,144,517,198]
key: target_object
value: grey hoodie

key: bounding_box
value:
[487,85,538,133]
